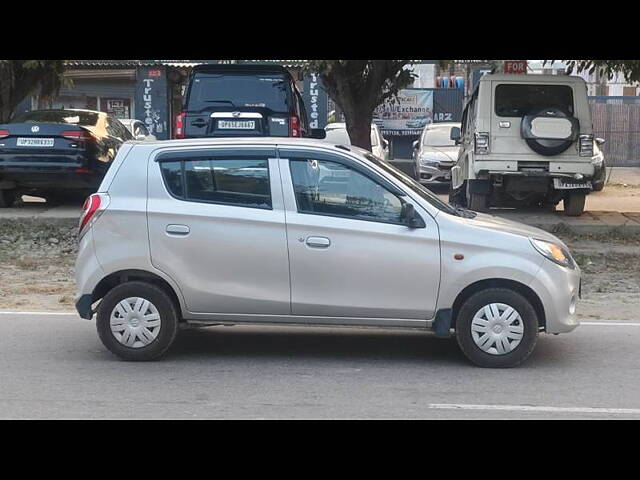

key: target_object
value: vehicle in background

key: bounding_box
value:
[0,109,132,206]
[119,119,157,141]
[324,122,389,160]
[450,74,597,216]
[175,64,325,140]
[412,122,461,184]
[406,115,430,129]
[75,137,580,367]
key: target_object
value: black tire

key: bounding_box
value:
[96,281,180,361]
[455,288,539,368]
[467,192,489,212]
[564,192,586,216]
[0,189,18,208]
[592,181,604,192]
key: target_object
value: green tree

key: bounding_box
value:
[307,60,415,151]
[548,60,640,83]
[0,60,66,122]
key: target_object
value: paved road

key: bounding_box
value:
[1,312,639,419]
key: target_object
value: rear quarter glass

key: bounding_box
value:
[186,73,292,112]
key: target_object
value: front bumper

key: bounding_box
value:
[417,163,452,183]
[529,259,581,334]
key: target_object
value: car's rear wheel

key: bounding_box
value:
[455,288,539,368]
[96,281,179,361]
[564,192,586,216]
[592,181,605,192]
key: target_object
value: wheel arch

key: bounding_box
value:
[92,269,184,321]
[451,278,546,331]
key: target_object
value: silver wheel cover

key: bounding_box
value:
[470,303,524,355]
[110,297,161,348]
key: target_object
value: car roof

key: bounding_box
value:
[26,108,105,116]
[325,122,377,130]
[479,73,586,85]
[192,64,290,75]
[132,136,363,152]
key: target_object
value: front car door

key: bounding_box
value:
[278,147,441,326]
[147,146,290,316]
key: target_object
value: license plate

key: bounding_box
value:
[16,137,54,147]
[218,120,255,130]
[553,178,591,190]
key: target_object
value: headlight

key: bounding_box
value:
[418,154,442,167]
[530,238,574,268]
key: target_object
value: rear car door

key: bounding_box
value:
[147,146,290,315]
[278,147,441,323]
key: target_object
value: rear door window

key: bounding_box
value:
[160,157,272,209]
[11,110,100,126]
[495,84,574,117]
[187,74,291,112]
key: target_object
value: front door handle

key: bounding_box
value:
[166,224,190,236]
[305,236,331,248]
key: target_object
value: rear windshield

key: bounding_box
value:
[187,73,291,112]
[495,84,574,117]
[11,110,100,126]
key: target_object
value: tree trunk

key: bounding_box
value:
[344,110,372,151]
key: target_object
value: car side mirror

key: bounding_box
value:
[596,137,605,145]
[401,203,426,229]
[450,126,461,144]
[412,140,419,150]
[310,128,326,139]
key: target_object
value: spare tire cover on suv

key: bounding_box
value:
[520,107,579,156]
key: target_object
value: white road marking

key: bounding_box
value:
[0,311,77,316]
[581,322,640,326]
[429,403,640,415]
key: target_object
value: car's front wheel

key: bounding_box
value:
[455,288,539,368]
[96,281,179,361]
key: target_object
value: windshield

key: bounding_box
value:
[349,146,459,215]
[423,126,458,146]
[11,110,100,126]
[188,73,290,112]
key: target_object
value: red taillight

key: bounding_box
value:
[78,193,109,239]
[0,129,10,139]
[174,112,186,139]
[61,130,95,141]
[290,115,300,137]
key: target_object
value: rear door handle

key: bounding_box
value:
[305,236,331,248]
[191,120,207,127]
[166,224,190,236]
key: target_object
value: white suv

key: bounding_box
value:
[449,74,596,216]
[75,137,581,367]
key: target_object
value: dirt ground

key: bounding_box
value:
[0,221,638,322]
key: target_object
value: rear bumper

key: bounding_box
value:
[0,168,103,191]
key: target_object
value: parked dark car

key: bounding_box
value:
[0,109,131,206]
[174,64,325,139]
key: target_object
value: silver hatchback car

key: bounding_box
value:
[75,137,580,367]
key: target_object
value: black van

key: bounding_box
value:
[175,64,324,139]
